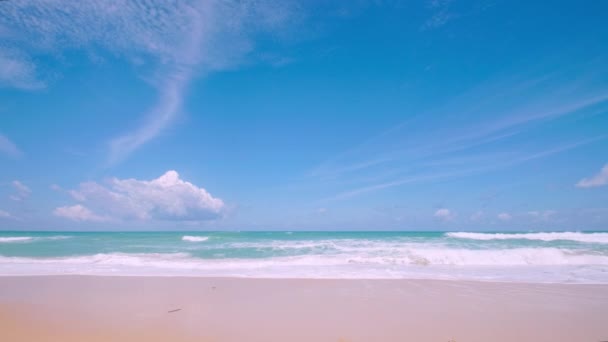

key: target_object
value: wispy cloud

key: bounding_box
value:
[421,0,494,31]
[0,210,12,219]
[10,180,31,201]
[527,210,557,221]
[323,137,601,202]
[497,212,511,221]
[0,49,44,90]
[577,164,608,188]
[324,169,477,201]
[0,0,297,165]
[470,211,483,221]
[0,134,22,157]
[107,74,187,165]
[309,69,608,201]
[422,0,457,30]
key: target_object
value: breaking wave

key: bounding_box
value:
[446,232,608,244]
[0,237,33,243]
[182,236,209,242]
[1,232,607,283]
[0,247,606,270]
[0,236,71,243]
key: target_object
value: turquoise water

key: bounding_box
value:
[1,231,608,283]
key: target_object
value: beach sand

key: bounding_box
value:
[1,276,607,341]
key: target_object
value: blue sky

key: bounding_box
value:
[1,0,607,231]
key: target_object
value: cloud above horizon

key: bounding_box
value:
[434,208,454,221]
[0,134,22,157]
[55,170,225,222]
[309,70,608,201]
[53,205,108,223]
[527,210,557,221]
[470,211,483,221]
[10,181,31,201]
[576,164,608,188]
[497,212,512,221]
[0,50,43,90]
[0,210,11,219]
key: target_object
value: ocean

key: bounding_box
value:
[1,231,608,283]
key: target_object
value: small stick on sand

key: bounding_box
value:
[168,309,181,313]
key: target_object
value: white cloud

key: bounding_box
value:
[0,1,297,164]
[527,210,556,221]
[0,210,11,218]
[0,50,44,90]
[0,134,22,157]
[497,212,511,221]
[107,74,186,165]
[311,67,608,202]
[58,170,224,222]
[53,205,107,222]
[576,164,608,188]
[10,180,31,201]
[434,208,453,221]
[423,0,457,30]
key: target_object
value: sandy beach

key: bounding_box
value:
[1,276,607,342]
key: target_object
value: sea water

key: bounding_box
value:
[1,231,608,283]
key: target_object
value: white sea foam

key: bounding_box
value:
[0,248,608,270]
[1,247,607,283]
[0,236,71,243]
[446,232,608,244]
[46,236,72,240]
[182,236,209,242]
[0,237,33,243]
[2,234,608,283]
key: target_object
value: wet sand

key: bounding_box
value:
[1,276,607,341]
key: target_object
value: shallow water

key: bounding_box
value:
[1,231,608,283]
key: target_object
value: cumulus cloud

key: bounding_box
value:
[10,180,31,201]
[0,0,298,165]
[497,212,511,221]
[434,208,453,221]
[56,170,224,222]
[53,205,108,222]
[576,164,608,188]
[0,134,22,157]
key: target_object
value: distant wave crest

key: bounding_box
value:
[0,236,71,243]
[182,235,208,242]
[446,232,608,244]
[0,237,33,243]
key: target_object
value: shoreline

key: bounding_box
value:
[3,231,608,283]
[2,276,608,341]
[1,273,607,285]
